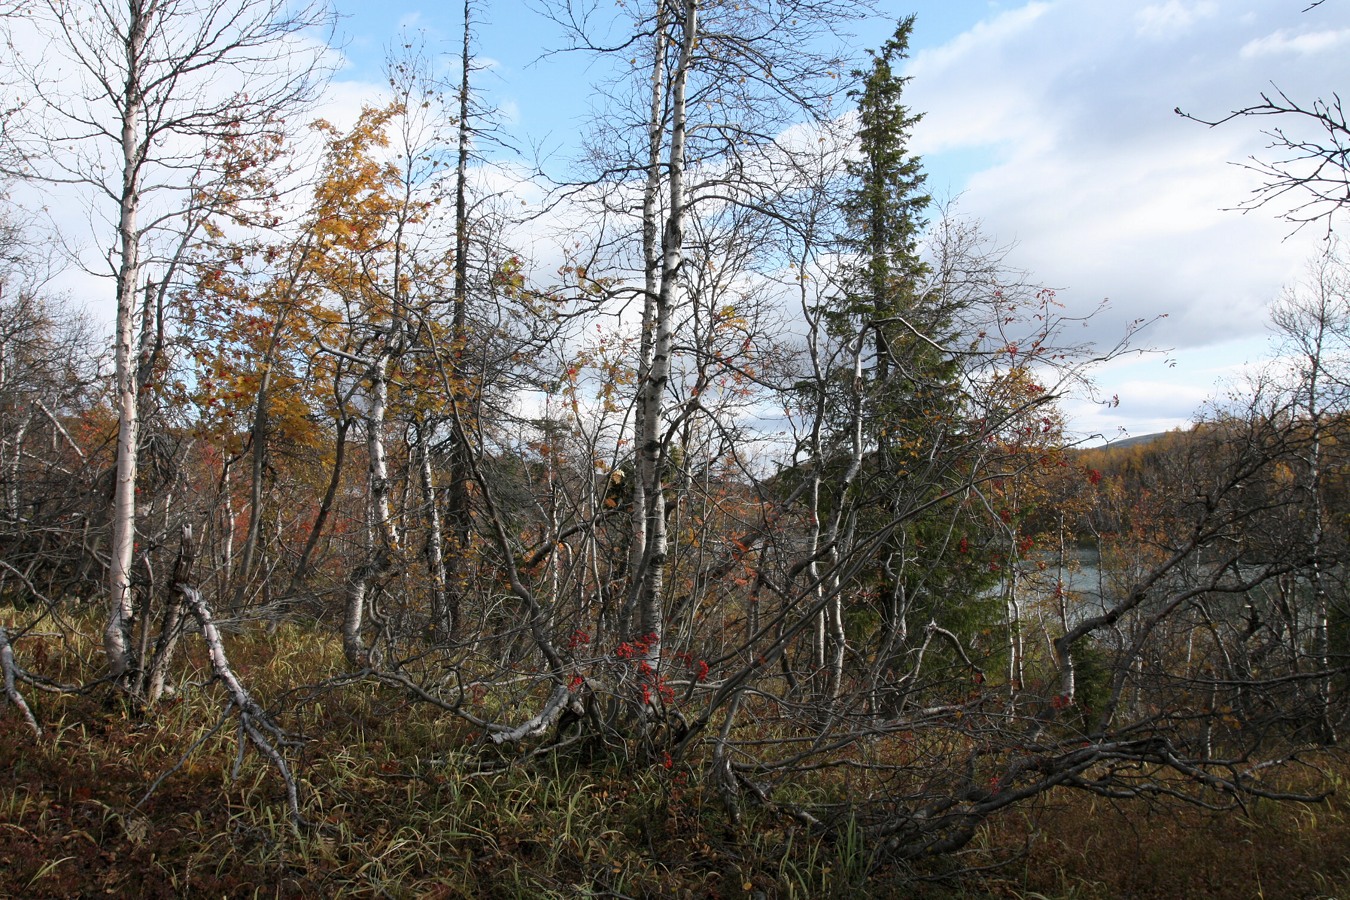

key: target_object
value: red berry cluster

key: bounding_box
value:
[614,632,659,660]
[672,650,710,682]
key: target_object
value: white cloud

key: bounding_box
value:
[905,0,1338,366]
[891,0,1350,431]
[311,77,390,130]
[1064,336,1268,438]
[909,3,1052,76]
[907,3,1057,155]
[1135,1,1219,40]
[497,98,521,127]
[1240,27,1350,58]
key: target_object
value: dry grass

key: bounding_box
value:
[3,617,1350,898]
[963,778,1350,900]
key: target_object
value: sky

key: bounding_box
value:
[10,0,1348,442]
[318,0,1350,442]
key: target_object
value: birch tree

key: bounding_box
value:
[310,39,514,664]
[1268,238,1350,742]
[553,0,864,700]
[1,0,332,687]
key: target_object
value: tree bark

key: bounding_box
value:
[417,422,450,635]
[442,0,475,638]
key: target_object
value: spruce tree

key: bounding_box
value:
[833,16,996,697]
[841,14,931,390]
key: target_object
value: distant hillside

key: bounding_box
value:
[1097,431,1168,450]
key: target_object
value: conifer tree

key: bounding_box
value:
[830,16,996,693]
[840,14,931,391]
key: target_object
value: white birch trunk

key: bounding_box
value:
[3,410,32,520]
[418,426,449,635]
[1304,319,1334,742]
[219,459,235,598]
[343,350,396,668]
[636,0,697,678]
[626,2,670,634]
[106,0,151,685]
[0,625,41,736]
[821,332,868,701]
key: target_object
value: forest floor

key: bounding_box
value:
[3,618,1349,899]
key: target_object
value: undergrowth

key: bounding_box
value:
[3,617,1349,898]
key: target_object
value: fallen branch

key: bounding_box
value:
[169,524,307,829]
[178,582,305,828]
[488,683,575,744]
[0,625,41,736]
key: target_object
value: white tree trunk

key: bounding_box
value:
[417,425,449,634]
[626,1,670,636]
[105,1,151,685]
[343,350,396,668]
[0,625,41,736]
[635,0,697,679]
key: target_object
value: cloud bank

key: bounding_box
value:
[903,0,1349,437]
